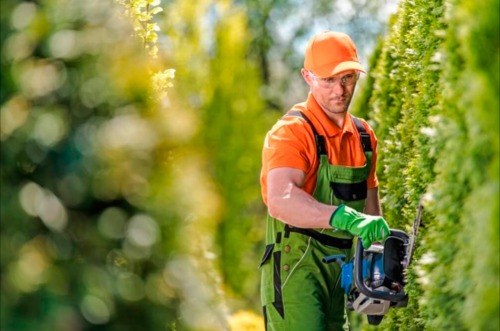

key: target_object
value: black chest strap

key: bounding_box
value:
[286,110,327,156]
[351,116,373,152]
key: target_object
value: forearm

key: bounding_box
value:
[363,187,382,216]
[267,181,336,229]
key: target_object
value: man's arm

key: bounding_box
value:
[266,167,337,228]
[364,187,382,216]
[267,167,390,247]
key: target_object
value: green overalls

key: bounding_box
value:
[260,111,373,331]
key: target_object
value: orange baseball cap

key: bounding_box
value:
[304,31,365,78]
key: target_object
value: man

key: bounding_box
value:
[259,31,390,330]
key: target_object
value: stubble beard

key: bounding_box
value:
[327,97,351,114]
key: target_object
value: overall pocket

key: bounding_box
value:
[330,180,367,202]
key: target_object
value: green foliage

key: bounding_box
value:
[355,0,499,329]
[205,14,274,304]
[425,0,500,330]
[160,0,275,313]
[0,2,325,331]
[0,0,179,330]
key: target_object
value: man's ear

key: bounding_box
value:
[301,68,314,87]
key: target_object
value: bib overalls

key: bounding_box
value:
[260,111,372,331]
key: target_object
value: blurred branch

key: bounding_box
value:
[115,0,175,100]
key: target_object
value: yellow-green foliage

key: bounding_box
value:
[0,0,270,330]
[160,0,275,317]
[354,0,499,329]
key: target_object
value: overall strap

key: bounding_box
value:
[350,115,372,152]
[285,110,327,157]
[284,224,353,249]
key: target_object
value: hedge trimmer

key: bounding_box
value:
[323,201,423,325]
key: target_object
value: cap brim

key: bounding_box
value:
[314,61,366,78]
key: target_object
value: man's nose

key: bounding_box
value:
[331,81,346,94]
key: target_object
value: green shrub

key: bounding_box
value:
[354,0,499,329]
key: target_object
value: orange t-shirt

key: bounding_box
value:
[260,93,379,205]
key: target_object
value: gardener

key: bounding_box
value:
[259,31,390,330]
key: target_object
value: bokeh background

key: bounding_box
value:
[1,0,498,330]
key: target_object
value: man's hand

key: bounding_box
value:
[329,204,390,248]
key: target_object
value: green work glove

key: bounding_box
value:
[329,204,390,248]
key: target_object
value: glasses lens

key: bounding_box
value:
[313,72,358,87]
[341,73,358,86]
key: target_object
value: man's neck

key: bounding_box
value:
[325,110,348,128]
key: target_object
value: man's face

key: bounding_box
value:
[303,70,359,118]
